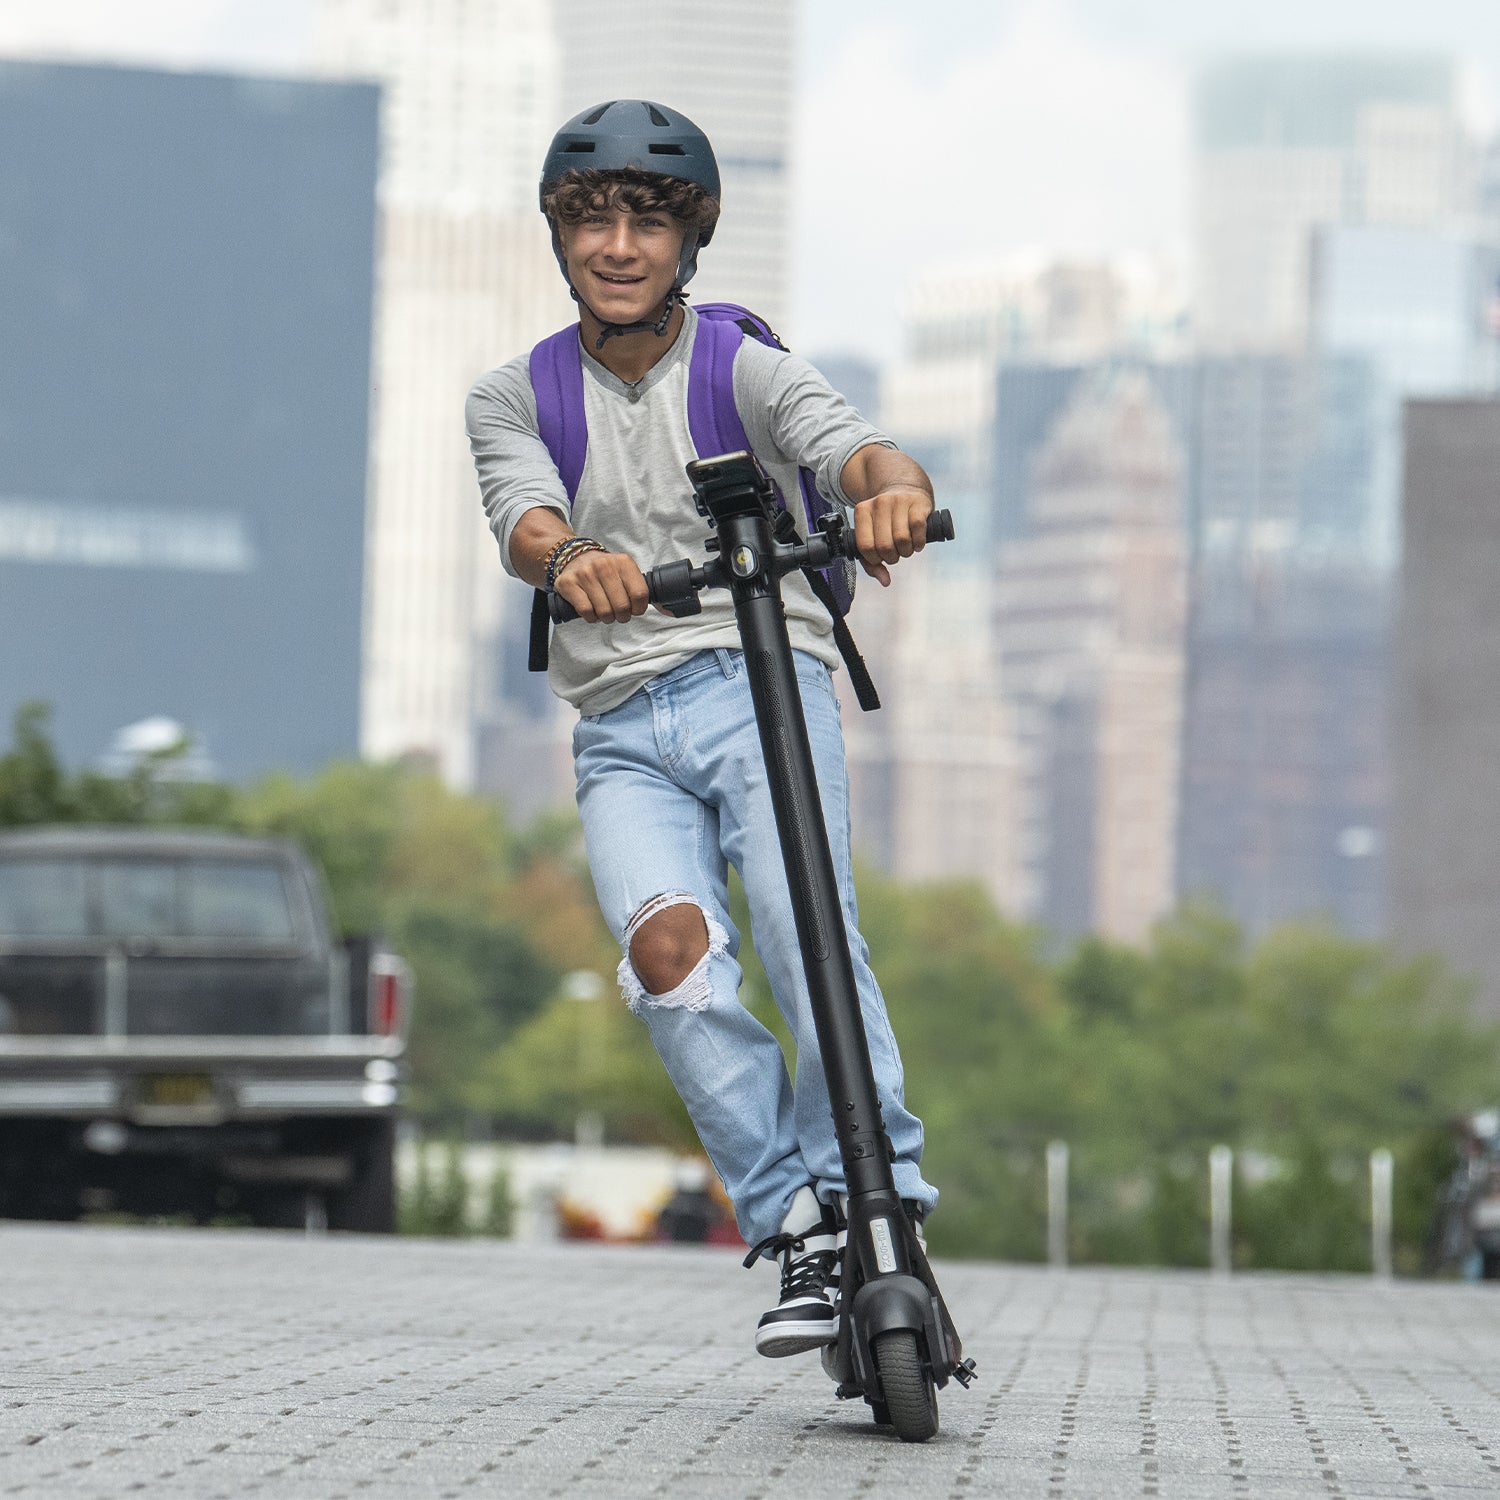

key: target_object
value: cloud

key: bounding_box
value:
[793,1,1189,359]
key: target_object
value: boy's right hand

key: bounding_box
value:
[555,549,651,624]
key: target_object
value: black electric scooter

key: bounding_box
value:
[551,450,976,1441]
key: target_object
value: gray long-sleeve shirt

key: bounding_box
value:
[466,305,892,717]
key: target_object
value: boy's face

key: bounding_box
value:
[560,199,685,326]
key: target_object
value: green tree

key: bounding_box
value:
[848,869,1066,1259]
[479,978,697,1147]
[7,705,1495,1272]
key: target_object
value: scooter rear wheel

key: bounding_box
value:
[873,1330,939,1443]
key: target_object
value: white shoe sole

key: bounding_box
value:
[755,1315,839,1358]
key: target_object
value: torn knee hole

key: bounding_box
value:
[625,894,709,996]
[617,894,730,1015]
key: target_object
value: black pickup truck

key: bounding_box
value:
[0,826,410,1231]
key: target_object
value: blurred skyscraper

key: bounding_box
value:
[1391,399,1500,1018]
[1190,355,1382,559]
[883,257,1188,557]
[315,0,570,789]
[1194,55,1472,355]
[1177,551,1390,939]
[838,568,1021,913]
[992,354,1381,561]
[1170,51,1500,943]
[1309,225,1500,562]
[0,59,377,779]
[855,259,1183,906]
[553,0,792,332]
[991,361,1197,553]
[1174,354,1391,940]
[993,374,1188,941]
[968,345,1391,938]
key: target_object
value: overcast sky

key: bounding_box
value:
[4,0,1500,360]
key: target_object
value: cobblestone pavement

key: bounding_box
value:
[2,1223,1499,1499]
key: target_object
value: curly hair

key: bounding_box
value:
[542,166,720,239]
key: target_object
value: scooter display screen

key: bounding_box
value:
[685,451,777,524]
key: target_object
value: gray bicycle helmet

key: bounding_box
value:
[539,100,721,343]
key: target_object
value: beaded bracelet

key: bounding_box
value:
[551,537,603,583]
[544,536,604,589]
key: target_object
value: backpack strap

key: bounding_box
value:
[527,327,587,670]
[690,316,879,710]
[768,508,881,712]
[686,312,755,460]
[530,326,587,500]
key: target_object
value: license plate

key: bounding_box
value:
[140,1073,215,1108]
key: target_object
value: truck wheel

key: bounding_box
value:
[328,1118,397,1233]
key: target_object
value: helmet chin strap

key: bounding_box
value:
[571,284,683,350]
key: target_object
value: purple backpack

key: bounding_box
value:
[526,302,877,707]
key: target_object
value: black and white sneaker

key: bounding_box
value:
[743,1186,843,1358]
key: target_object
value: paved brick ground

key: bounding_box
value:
[2,1222,1499,1499]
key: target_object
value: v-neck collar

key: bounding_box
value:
[579,305,697,400]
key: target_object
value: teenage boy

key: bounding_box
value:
[467,100,937,1357]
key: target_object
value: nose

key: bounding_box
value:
[603,219,637,260]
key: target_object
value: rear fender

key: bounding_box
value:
[846,1273,943,1397]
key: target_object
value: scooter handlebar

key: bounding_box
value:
[822,509,954,559]
[926,508,956,543]
[547,508,955,623]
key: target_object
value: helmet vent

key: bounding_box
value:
[581,102,616,125]
[647,104,671,127]
[563,141,596,153]
[648,143,686,155]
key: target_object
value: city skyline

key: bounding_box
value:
[3,8,1499,975]
[4,2,1499,360]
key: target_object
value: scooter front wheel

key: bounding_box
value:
[873,1330,939,1443]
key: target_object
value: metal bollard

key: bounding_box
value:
[1370,1148,1394,1280]
[1210,1145,1233,1277]
[1046,1140,1069,1269]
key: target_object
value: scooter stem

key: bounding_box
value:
[715,508,900,1208]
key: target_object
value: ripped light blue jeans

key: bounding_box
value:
[572,647,937,1247]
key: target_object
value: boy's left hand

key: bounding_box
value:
[853,487,933,586]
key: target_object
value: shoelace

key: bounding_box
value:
[741,1231,840,1300]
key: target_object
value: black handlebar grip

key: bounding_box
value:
[925,509,955,543]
